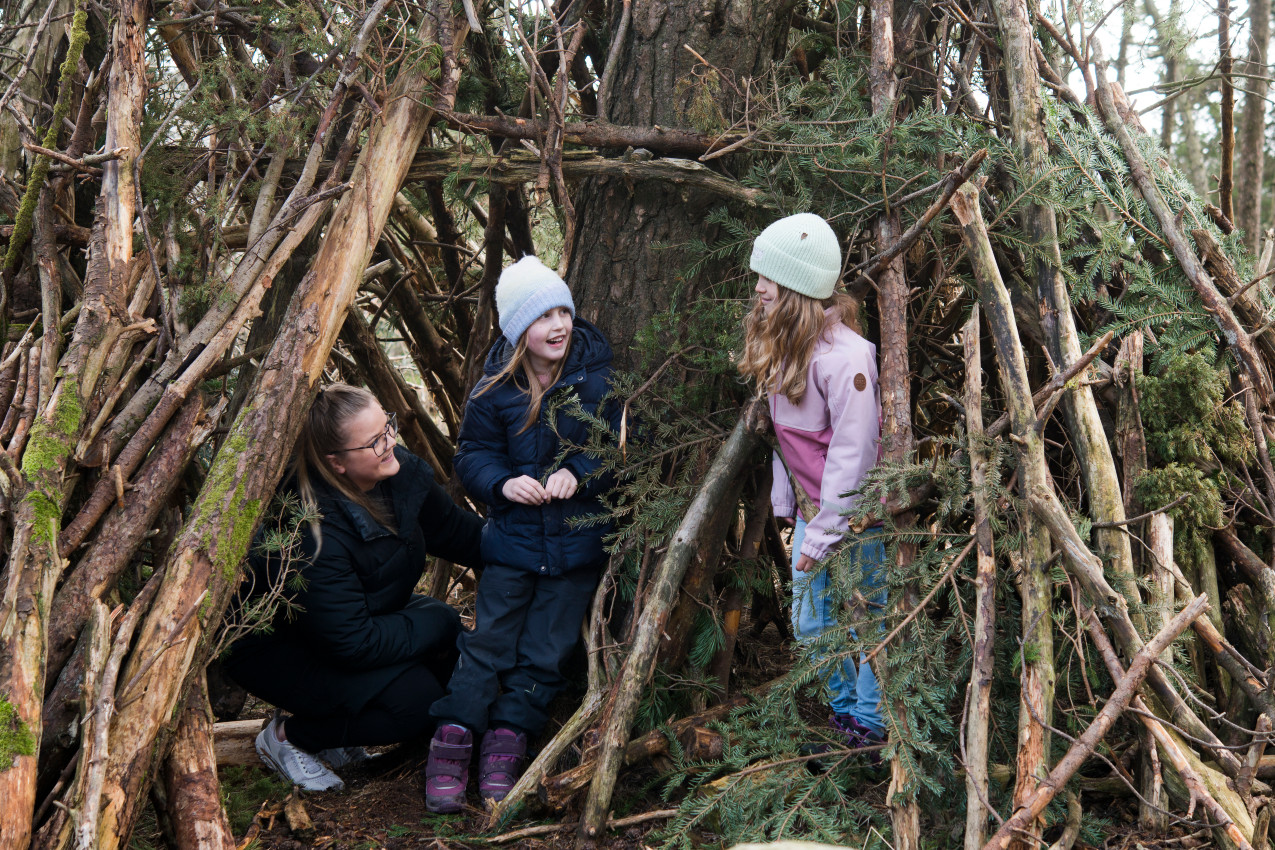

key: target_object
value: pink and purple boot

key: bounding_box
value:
[478,728,527,803]
[425,724,472,813]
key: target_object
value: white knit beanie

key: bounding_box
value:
[495,256,576,344]
[749,213,842,299]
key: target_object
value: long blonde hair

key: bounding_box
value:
[293,383,396,544]
[475,333,572,433]
[738,287,861,404]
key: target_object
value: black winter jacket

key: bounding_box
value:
[226,448,482,713]
[454,318,619,576]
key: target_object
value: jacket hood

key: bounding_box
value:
[482,316,612,380]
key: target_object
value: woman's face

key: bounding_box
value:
[525,306,573,374]
[755,276,780,316]
[326,402,400,492]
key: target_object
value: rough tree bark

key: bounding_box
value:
[161,677,235,850]
[566,0,789,368]
[868,0,922,842]
[1235,0,1269,249]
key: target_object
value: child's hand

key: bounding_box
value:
[544,468,578,500]
[502,475,548,505]
[793,554,816,573]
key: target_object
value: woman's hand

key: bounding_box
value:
[544,468,578,500]
[502,475,548,505]
[793,554,816,573]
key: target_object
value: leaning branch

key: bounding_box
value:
[1091,44,1274,405]
[441,112,744,157]
[982,594,1211,850]
[577,399,768,844]
[405,150,768,207]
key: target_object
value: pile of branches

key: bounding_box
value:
[4,0,1275,848]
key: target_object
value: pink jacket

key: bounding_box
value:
[770,309,881,561]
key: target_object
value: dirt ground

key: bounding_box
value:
[199,615,796,850]
[180,615,1220,850]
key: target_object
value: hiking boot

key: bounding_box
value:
[318,746,375,770]
[255,714,345,792]
[830,713,885,763]
[478,728,527,803]
[425,724,472,813]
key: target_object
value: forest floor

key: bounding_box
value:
[131,616,1222,850]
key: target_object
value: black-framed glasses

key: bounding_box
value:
[331,412,398,457]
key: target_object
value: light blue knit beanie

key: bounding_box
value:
[496,256,576,345]
[749,213,842,299]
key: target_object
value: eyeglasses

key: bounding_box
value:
[331,412,398,457]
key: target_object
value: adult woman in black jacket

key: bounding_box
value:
[225,384,482,791]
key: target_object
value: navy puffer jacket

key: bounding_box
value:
[455,318,619,576]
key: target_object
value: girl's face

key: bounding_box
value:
[525,306,573,374]
[755,276,780,316]
[327,402,400,492]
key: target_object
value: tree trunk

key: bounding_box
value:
[1235,0,1270,249]
[566,0,789,366]
[1220,0,1235,222]
[161,677,235,850]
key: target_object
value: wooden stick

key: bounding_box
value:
[443,112,739,156]
[403,149,768,207]
[848,149,989,291]
[963,304,998,850]
[1028,484,1244,778]
[577,400,768,843]
[1092,43,1273,405]
[540,677,784,808]
[982,594,1211,850]
[489,808,678,844]
[864,536,975,665]
[1081,607,1256,849]
[984,329,1116,439]
[950,179,1056,848]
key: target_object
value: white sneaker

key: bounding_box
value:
[255,715,345,792]
[317,746,375,770]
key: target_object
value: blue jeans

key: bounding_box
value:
[790,519,885,734]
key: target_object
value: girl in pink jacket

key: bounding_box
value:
[737,213,886,745]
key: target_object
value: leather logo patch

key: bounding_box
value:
[853,373,867,392]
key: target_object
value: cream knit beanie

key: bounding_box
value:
[749,213,842,299]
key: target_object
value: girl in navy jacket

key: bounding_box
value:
[426,256,618,813]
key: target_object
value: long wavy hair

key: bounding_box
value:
[474,331,572,433]
[293,383,396,547]
[738,286,861,404]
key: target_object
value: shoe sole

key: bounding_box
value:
[425,792,466,814]
[255,740,344,792]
